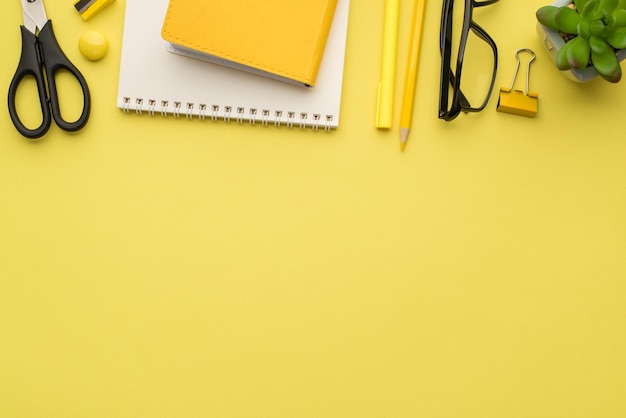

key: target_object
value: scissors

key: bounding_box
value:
[8,0,91,139]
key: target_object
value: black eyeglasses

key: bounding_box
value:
[439,0,499,121]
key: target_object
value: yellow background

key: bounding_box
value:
[1,1,625,417]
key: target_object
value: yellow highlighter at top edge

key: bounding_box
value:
[74,0,116,20]
[376,0,400,129]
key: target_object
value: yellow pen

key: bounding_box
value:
[376,0,400,129]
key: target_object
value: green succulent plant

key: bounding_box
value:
[537,0,626,82]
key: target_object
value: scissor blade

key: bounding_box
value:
[20,0,48,34]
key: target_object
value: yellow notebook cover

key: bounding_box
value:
[161,0,338,87]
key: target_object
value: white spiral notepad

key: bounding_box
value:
[116,0,350,130]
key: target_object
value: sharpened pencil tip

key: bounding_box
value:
[399,127,409,151]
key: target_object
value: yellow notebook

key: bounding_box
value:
[161,0,338,87]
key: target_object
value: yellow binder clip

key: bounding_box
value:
[497,48,538,118]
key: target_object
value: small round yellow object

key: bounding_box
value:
[78,30,108,61]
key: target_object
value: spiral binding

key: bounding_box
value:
[122,97,334,131]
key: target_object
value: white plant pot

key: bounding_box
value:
[536,0,626,82]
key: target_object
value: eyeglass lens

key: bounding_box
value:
[439,0,499,121]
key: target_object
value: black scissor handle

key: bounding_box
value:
[39,20,91,133]
[8,25,52,139]
[7,21,91,140]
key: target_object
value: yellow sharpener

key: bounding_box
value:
[74,0,116,21]
[497,48,538,118]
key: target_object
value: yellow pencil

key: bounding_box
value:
[399,0,427,151]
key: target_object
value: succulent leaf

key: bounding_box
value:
[578,20,591,37]
[590,19,606,35]
[601,0,619,14]
[567,36,592,68]
[575,0,592,10]
[536,6,562,30]
[589,35,611,53]
[607,26,626,47]
[556,40,574,69]
[555,6,583,33]
[606,12,617,27]
[612,9,626,26]
[592,47,622,81]
[582,0,601,19]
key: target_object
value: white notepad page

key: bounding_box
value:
[116,0,350,130]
